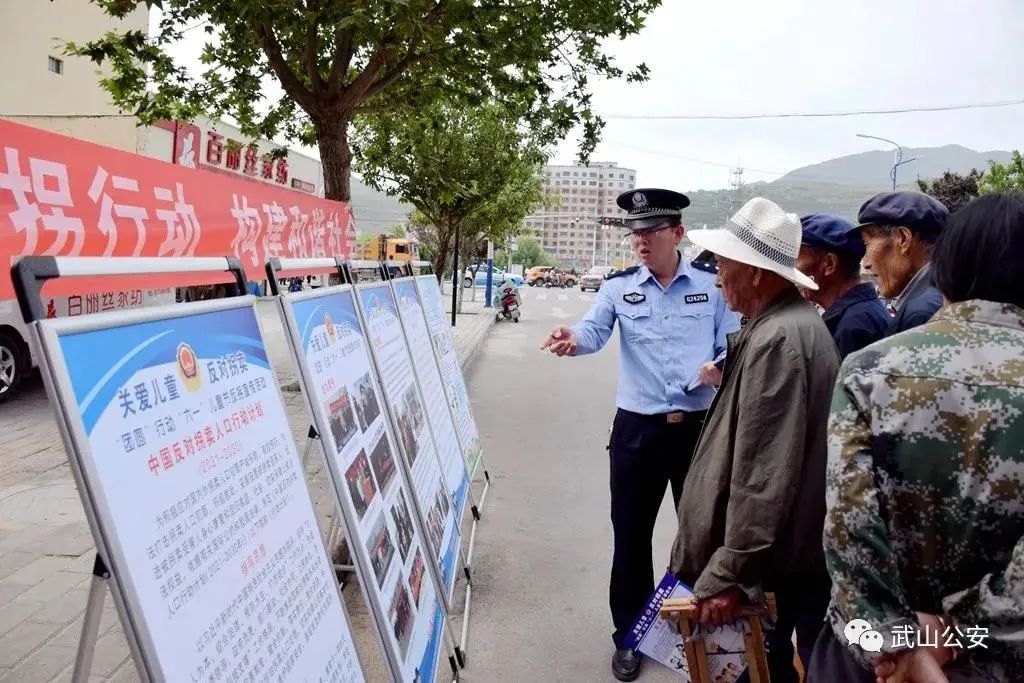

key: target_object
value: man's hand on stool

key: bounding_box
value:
[696,586,745,627]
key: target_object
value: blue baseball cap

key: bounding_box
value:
[855,191,949,236]
[800,213,864,258]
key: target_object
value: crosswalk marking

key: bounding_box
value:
[521,288,597,302]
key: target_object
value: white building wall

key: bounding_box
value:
[523,162,636,270]
[0,0,148,151]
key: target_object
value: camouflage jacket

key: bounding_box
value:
[824,300,1024,679]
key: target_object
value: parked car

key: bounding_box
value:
[462,266,524,288]
[579,266,616,292]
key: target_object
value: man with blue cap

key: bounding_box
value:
[541,188,740,681]
[796,214,889,358]
[853,191,948,335]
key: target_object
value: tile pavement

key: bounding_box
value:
[0,291,494,682]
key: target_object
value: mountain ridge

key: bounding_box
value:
[681,144,1011,227]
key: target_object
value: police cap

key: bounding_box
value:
[616,188,691,231]
[854,191,949,237]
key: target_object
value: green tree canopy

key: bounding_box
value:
[70,0,660,201]
[353,101,544,277]
[980,151,1024,195]
[512,234,556,269]
[916,169,983,214]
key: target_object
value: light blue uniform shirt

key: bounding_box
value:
[571,253,740,414]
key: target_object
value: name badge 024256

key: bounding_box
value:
[684,293,709,304]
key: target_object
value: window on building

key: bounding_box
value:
[48,56,63,74]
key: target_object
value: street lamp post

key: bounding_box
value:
[856,133,923,191]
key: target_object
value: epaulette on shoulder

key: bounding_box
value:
[606,266,640,281]
[691,259,718,275]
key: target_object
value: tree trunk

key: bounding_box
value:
[317,120,353,202]
[429,221,457,285]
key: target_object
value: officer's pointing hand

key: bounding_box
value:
[541,325,578,356]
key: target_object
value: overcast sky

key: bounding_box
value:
[163,0,1024,191]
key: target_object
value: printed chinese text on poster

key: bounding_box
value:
[48,302,362,682]
[415,275,484,477]
[392,279,470,521]
[355,282,462,601]
[286,288,446,682]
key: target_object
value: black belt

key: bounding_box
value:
[619,408,707,424]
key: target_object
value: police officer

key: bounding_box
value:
[853,191,949,334]
[541,188,740,681]
[795,214,889,358]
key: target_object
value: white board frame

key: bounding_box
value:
[275,282,456,682]
[29,295,365,683]
[351,280,463,610]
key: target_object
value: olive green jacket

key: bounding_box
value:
[669,287,840,601]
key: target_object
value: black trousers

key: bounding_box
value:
[805,624,875,683]
[762,575,832,683]
[609,407,705,647]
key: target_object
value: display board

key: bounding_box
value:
[34,298,363,683]
[391,278,470,521]
[414,275,483,478]
[355,281,462,601]
[279,285,447,682]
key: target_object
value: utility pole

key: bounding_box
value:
[729,165,745,212]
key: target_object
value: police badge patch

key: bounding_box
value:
[623,292,646,304]
[684,293,709,304]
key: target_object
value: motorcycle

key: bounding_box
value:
[493,282,522,323]
[543,273,566,288]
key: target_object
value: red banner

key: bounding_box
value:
[0,119,352,299]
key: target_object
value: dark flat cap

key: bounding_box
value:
[855,191,949,236]
[800,213,864,258]
[616,188,690,231]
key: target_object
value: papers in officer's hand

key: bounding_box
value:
[624,573,749,682]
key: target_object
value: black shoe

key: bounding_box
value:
[612,648,642,681]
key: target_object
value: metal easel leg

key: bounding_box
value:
[71,555,109,683]
[301,425,318,468]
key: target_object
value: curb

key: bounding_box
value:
[457,313,496,379]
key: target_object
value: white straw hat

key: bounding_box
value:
[686,197,817,290]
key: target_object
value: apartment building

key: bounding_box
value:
[523,162,636,270]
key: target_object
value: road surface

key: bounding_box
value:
[463,285,682,682]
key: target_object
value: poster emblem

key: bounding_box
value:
[325,313,337,344]
[176,342,201,391]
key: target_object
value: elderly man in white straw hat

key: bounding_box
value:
[667,197,841,682]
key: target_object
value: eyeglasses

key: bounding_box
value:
[627,225,674,239]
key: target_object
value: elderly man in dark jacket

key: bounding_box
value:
[795,213,889,358]
[670,197,841,683]
[854,191,948,334]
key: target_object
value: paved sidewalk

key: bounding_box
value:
[0,292,494,682]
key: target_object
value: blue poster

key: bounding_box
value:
[52,303,363,681]
[355,282,462,602]
[392,279,471,523]
[289,289,445,682]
